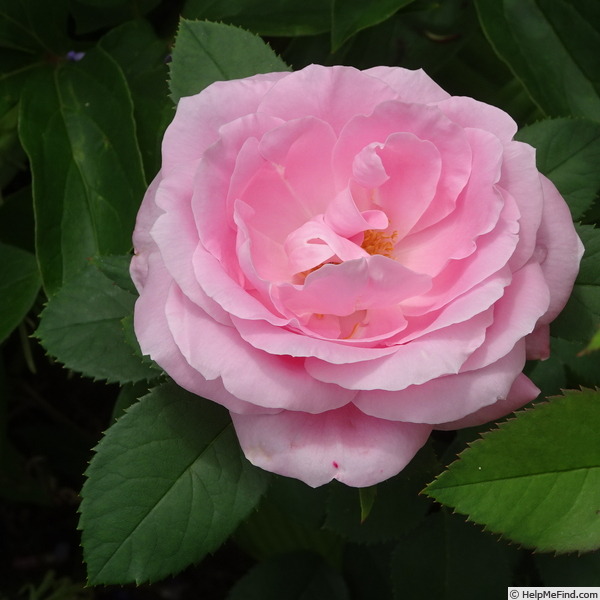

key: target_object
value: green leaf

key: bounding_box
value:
[551,225,600,343]
[35,257,159,384]
[235,477,343,568]
[18,48,146,296]
[425,389,600,553]
[0,242,40,343]
[475,0,600,120]
[324,444,437,544]
[79,381,269,585]
[0,0,70,54]
[227,551,350,600]
[99,19,173,180]
[169,19,290,104]
[580,327,600,355]
[182,0,331,37]
[515,118,600,220]
[358,485,377,523]
[574,224,600,286]
[390,511,513,600]
[70,0,162,35]
[331,0,416,51]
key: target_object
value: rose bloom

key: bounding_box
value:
[131,65,582,488]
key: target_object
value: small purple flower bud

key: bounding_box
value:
[66,50,85,62]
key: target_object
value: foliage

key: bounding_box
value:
[1,0,599,596]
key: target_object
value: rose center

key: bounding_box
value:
[361,229,399,258]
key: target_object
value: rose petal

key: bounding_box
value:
[231,403,432,488]
[353,341,527,424]
[364,66,450,103]
[165,284,356,413]
[133,253,273,415]
[535,176,585,324]
[306,309,493,391]
[131,172,164,291]
[435,373,539,430]
[162,72,288,176]
[259,64,398,135]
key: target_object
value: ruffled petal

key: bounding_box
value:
[534,176,584,324]
[164,284,356,413]
[353,341,527,424]
[305,309,493,391]
[231,403,432,487]
[133,253,272,414]
[436,373,539,430]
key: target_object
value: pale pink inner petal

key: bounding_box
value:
[332,101,472,227]
[231,403,432,488]
[273,256,431,322]
[400,192,519,316]
[323,188,389,237]
[394,127,505,278]
[192,113,284,275]
[256,116,338,217]
[231,315,401,363]
[305,309,493,391]
[366,133,442,238]
[283,217,367,274]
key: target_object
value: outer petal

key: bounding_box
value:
[535,176,584,325]
[259,64,398,135]
[363,66,450,103]
[131,172,164,291]
[164,284,356,413]
[231,404,432,488]
[353,341,527,424]
[435,373,539,430]
[133,253,273,415]
[161,72,288,176]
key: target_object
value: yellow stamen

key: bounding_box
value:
[361,229,399,258]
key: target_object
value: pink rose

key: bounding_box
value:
[131,65,582,488]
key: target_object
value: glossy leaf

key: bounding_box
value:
[0,0,70,54]
[0,242,40,343]
[99,19,172,180]
[516,118,600,220]
[70,0,162,35]
[18,48,146,296]
[325,444,437,544]
[476,0,600,119]
[80,382,269,585]
[331,0,416,51]
[390,511,513,600]
[169,19,289,103]
[235,477,343,567]
[35,257,159,384]
[227,551,350,600]
[552,225,600,343]
[425,389,600,553]
[182,0,331,37]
